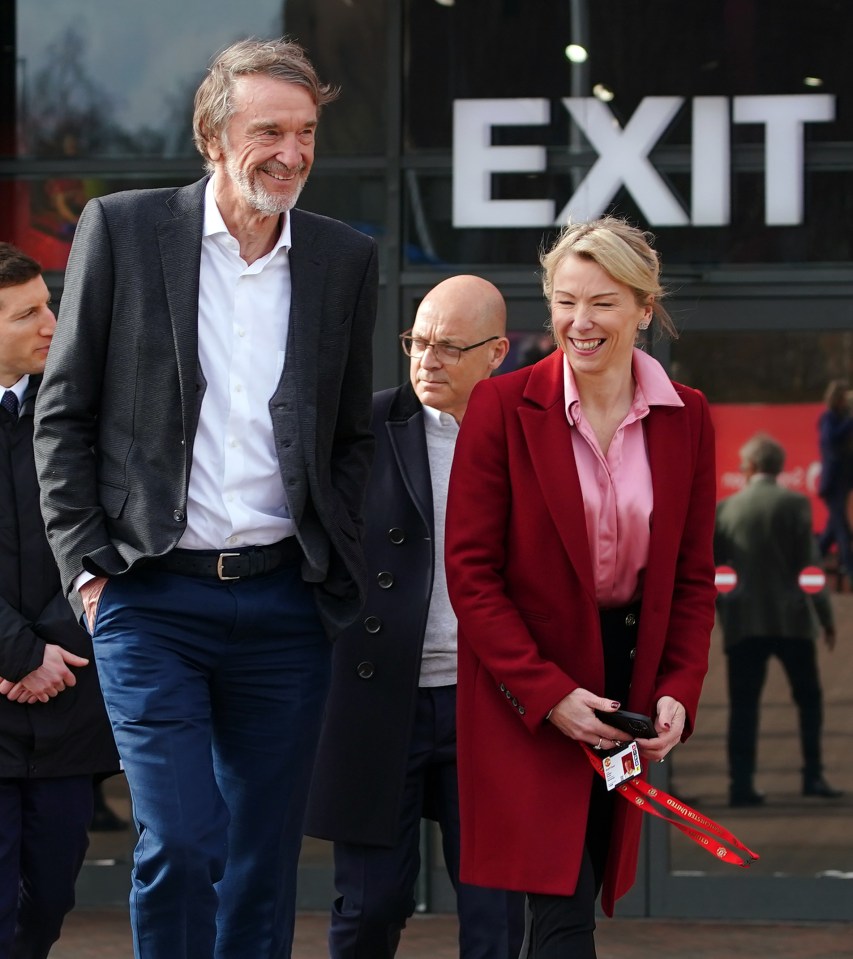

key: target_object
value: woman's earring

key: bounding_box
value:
[638,320,650,330]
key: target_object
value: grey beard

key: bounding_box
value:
[228,160,306,215]
[243,178,304,215]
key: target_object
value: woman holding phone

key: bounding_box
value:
[445,217,716,958]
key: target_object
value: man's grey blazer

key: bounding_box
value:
[714,475,833,650]
[34,177,378,635]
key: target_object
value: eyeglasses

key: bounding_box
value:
[399,331,500,365]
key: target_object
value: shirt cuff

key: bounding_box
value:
[73,570,97,593]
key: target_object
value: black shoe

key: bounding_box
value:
[729,787,765,808]
[802,776,844,799]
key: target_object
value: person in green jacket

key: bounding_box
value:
[715,432,842,806]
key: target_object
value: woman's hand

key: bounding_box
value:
[633,695,686,762]
[547,688,625,750]
[548,691,687,762]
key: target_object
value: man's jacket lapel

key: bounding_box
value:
[386,384,434,534]
[158,179,206,439]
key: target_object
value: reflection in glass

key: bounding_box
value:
[0,175,200,271]
[402,0,853,267]
[17,1,285,159]
[668,330,853,879]
[285,0,388,155]
[17,0,387,160]
[10,0,389,269]
[86,774,133,864]
[671,331,852,403]
[669,604,852,878]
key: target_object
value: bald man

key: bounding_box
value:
[306,276,523,959]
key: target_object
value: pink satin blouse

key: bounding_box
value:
[563,348,684,607]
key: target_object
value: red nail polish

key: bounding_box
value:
[611,702,620,709]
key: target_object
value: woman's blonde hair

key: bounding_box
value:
[540,216,677,338]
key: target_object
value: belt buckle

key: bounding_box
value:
[216,552,241,581]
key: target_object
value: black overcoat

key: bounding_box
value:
[305,383,436,845]
[0,377,119,778]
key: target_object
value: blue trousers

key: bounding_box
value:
[329,685,524,959]
[92,566,330,959]
[0,775,93,959]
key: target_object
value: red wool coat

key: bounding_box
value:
[445,349,716,916]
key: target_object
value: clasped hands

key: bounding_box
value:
[547,687,685,762]
[0,576,110,703]
[0,644,89,704]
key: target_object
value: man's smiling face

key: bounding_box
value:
[211,74,317,218]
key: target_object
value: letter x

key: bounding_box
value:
[558,97,688,225]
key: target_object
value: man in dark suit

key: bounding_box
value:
[33,39,377,959]
[0,243,119,958]
[715,432,842,807]
[306,275,523,959]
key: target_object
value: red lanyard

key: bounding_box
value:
[582,744,760,867]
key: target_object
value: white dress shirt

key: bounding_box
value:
[178,177,296,550]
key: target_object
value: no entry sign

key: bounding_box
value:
[715,566,738,593]
[798,566,826,594]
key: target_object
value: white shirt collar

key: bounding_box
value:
[203,176,292,255]
[4,375,29,404]
[422,403,459,430]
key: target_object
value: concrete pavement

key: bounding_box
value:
[51,908,853,959]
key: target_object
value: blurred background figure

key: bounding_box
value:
[715,433,843,807]
[515,330,554,369]
[816,379,853,587]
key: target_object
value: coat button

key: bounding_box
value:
[389,528,405,545]
[173,509,185,522]
[377,571,394,589]
[629,647,637,660]
[518,706,526,716]
[625,612,637,627]
[499,683,507,692]
[364,616,382,634]
[357,661,374,679]
[511,697,518,706]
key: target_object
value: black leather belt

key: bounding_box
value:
[146,538,301,581]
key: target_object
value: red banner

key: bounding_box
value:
[709,403,826,531]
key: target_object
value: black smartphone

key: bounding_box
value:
[594,708,658,739]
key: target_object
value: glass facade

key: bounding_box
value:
[4,0,388,270]
[402,0,853,268]
[15,0,387,159]
[2,0,852,921]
